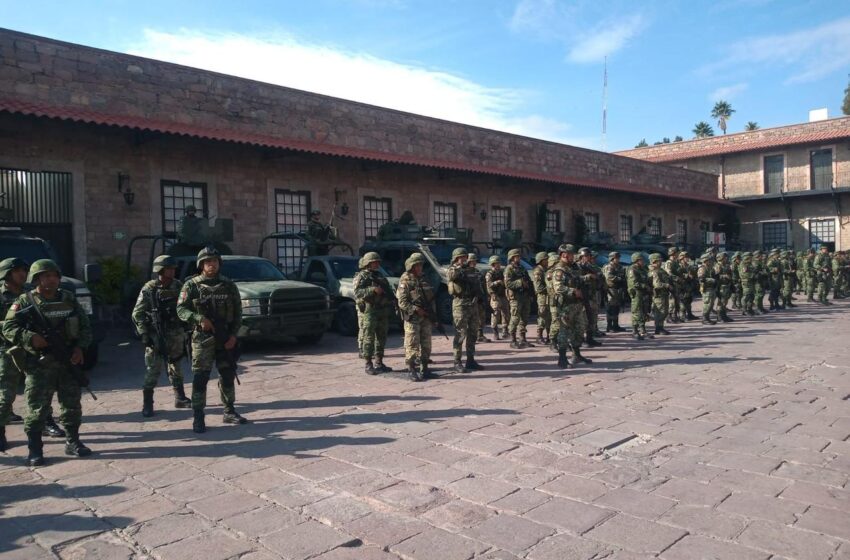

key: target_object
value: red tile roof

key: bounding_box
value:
[0,98,736,207]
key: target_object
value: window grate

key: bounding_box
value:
[364,196,392,240]
[762,222,787,249]
[274,189,311,273]
[648,217,662,237]
[584,212,600,235]
[764,155,784,194]
[809,219,835,249]
[433,201,457,235]
[677,219,688,245]
[491,206,512,240]
[161,180,207,234]
[545,209,561,233]
[619,215,633,243]
[810,149,833,190]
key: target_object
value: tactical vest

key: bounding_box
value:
[194,278,237,323]
[354,270,393,310]
[30,290,80,342]
[146,279,183,325]
[486,268,506,298]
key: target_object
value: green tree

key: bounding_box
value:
[693,121,715,138]
[843,74,850,115]
[635,139,649,148]
[711,100,735,134]
[673,135,683,142]
[745,121,759,131]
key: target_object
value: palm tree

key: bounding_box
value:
[693,121,715,138]
[635,139,649,148]
[711,100,735,134]
[745,121,759,131]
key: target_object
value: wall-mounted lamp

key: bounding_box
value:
[117,173,134,206]
[340,202,349,216]
[473,202,487,221]
[334,188,349,217]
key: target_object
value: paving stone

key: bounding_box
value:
[779,480,850,512]
[125,511,213,549]
[737,519,840,559]
[230,467,301,494]
[56,531,141,560]
[660,535,769,560]
[370,481,450,514]
[390,527,489,560]
[524,497,614,534]
[188,489,267,521]
[409,443,475,465]
[464,514,554,554]
[97,493,181,526]
[288,458,362,481]
[489,488,552,514]
[594,487,676,519]
[157,476,230,503]
[453,434,520,456]
[153,528,253,560]
[446,476,518,504]
[706,452,783,474]
[312,546,401,560]
[203,456,266,479]
[794,504,850,541]
[397,463,469,487]
[586,514,688,554]
[420,499,496,532]
[325,469,400,496]
[262,520,358,559]
[263,480,335,508]
[711,469,790,497]
[134,464,201,489]
[343,512,428,548]
[773,461,848,487]
[652,478,732,506]
[571,429,637,453]
[302,495,374,524]
[658,505,749,540]
[537,474,610,502]
[26,509,114,549]
[718,491,808,524]
[222,505,305,538]
[526,533,609,560]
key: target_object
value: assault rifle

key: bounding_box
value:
[197,293,241,385]
[146,286,183,372]
[18,293,97,400]
[412,293,449,340]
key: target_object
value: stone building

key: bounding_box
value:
[0,29,733,275]
[618,116,850,251]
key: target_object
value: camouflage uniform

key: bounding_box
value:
[678,252,698,320]
[731,253,742,309]
[698,254,718,324]
[396,253,433,382]
[715,253,734,322]
[813,248,833,305]
[602,252,626,333]
[0,258,27,450]
[131,255,191,416]
[738,253,756,316]
[504,248,534,349]
[531,252,551,344]
[447,248,481,372]
[781,251,796,308]
[578,248,603,346]
[766,250,784,310]
[485,256,509,340]
[648,254,671,334]
[545,252,560,348]
[467,254,490,343]
[627,253,652,340]
[796,251,806,295]
[177,248,245,433]
[803,249,816,301]
[353,252,395,373]
[3,260,93,466]
[831,252,845,299]
[551,244,590,368]
[663,248,682,322]
[752,251,769,313]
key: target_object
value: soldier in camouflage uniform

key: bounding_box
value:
[753,251,770,313]
[678,251,698,321]
[447,248,482,373]
[577,248,602,347]
[738,252,756,316]
[176,247,246,434]
[531,252,551,344]
[485,255,509,340]
[551,244,590,368]
[353,252,395,374]
[813,245,833,305]
[715,252,735,322]
[0,258,28,451]
[602,251,626,333]
[648,253,672,335]
[796,250,806,295]
[545,252,560,350]
[831,250,846,299]
[766,249,784,310]
[697,253,718,325]
[3,259,93,466]
[627,253,652,340]
[803,248,816,301]
[504,248,534,349]
[396,253,434,382]
[132,255,192,418]
[731,252,742,309]
[781,250,796,308]
[467,253,490,343]
[663,247,682,323]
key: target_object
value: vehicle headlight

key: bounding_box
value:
[77,295,93,315]
[241,298,262,316]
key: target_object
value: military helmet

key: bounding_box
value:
[680,250,690,258]
[27,259,61,284]
[405,252,425,271]
[310,209,321,217]
[649,253,662,263]
[535,251,548,264]
[196,246,221,268]
[732,251,740,259]
[558,243,576,255]
[719,252,729,260]
[185,204,197,213]
[361,251,381,268]
[152,255,178,274]
[631,252,644,262]
[578,247,592,257]
[753,250,762,256]
[451,247,468,261]
[667,247,678,255]
[488,255,502,265]
[609,251,620,259]
[467,253,478,262]
[507,248,522,260]
[0,257,28,280]
[741,252,752,259]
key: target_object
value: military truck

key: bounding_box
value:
[0,228,105,368]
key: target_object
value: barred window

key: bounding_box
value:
[810,149,833,190]
[364,196,392,240]
[545,209,561,233]
[648,217,662,237]
[809,219,835,249]
[677,219,688,245]
[274,189,311,273]
[764,154,784,194]
[433,201,457,235]
[619,215,633,243]
[762,222,787,249]
[584,212,600,235]
[161,180,207,234]
[491,206,512,240]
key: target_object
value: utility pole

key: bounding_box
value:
[602,56,608,151]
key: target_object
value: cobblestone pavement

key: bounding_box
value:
[2,298,850,560]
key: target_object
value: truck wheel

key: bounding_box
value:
[296,333,324,345]
[83,343,99,370]
[437,289,453,325]
[335,301,359,337]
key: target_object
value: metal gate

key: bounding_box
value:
[0,169,74,271]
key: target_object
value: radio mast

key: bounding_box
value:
[602,56,608,151]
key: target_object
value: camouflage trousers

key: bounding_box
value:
[549,304,561,343]
[403,318,432,365]
[0,351,22,426]
[477,302,487,332]
[755,283,766,309]
[360,309,390,360]
[679,288,694,316]
[701,289,716,319]
[508,296,531,338]
[585,299,600,334]
[741,286,755,313]
[669,287,681,318]
[805,274,816,299]
[489,295,509,331]
[23,357,82,434]
[732,284,742,308]
[357,307,364,352]
[143,329,186,390]
[536,294,551,334]
[190,332,237,412]
[781,279,793,305]
[717,288,731,316]
[631,293,648,333]
[556,303,586,351]
[452,299,478,361]
[817,276,832,303]
[651,295,669,329]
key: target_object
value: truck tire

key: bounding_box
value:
[83,343,99,370]
[335,301,359,337]
[296,332,324,345]
[436,288,453,325]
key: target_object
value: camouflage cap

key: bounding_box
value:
[680,250,690,257]
[405,252,425,271]
[732,251,741,259]
[507,248,522,260]
[548,252,559,265]
[467,253,478,262]
[741,252,752,259]
[27,258,61,284]
[488,255,502,265]
[196,245,221,268]
[451,247,468,261]
[719,252,729,260]
[535,251,548,264]
[608,251,620,259]
[361,251,381,268]
[558,243,576,255]
[631,252,644,262]
[649,253,662,263]
[0,257,27,280]
[753,250,762,256]
[667,246,678,255]
[152,254,178,273]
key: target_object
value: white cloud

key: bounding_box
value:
[126,29,590,146]
[698,17,850,84]
[708,82,748,102]
[567,14,646,64]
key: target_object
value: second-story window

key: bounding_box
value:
[764,154,785,194]
[811,149,833,190]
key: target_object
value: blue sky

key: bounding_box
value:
[3,0,849,151]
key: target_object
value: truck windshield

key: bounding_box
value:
[0,238,56,263]
[221,259,286,282]
[330,258,392,279]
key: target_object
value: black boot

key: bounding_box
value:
[477,329,491,343]
[421,360,438,379]
[142,388,154,418]
[509,335,519,349]
[612,319,624,332]
[585,333,602,347]
[365,360,377,375]
[192,408,206,433]
[557,349,570,369]
[375,358,393,373]
[453,360,468,374]
[536,329,546,344]
[519,334,534,348]
[407,361,423,382]
[64,427,92,457]
[573,346,593,364]
[26,431,44,467]
[43,416,65,438]
[173,385,192,408]
[9,412,22,423]
[659,325,671,335]
[223,408,248,424]
[0,426,6,452]
[633,327,644,341]
[465,353,484,371]
[605,318,613,333]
